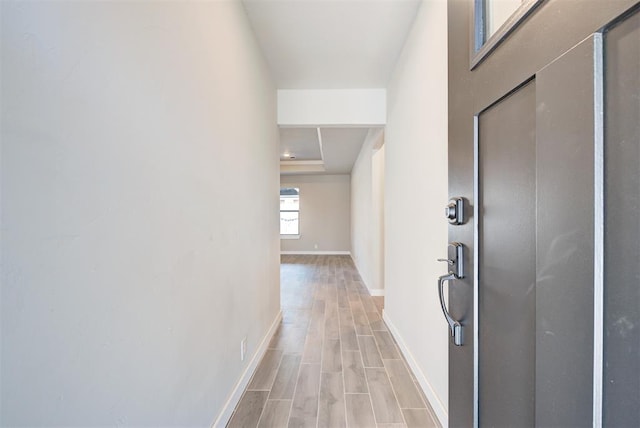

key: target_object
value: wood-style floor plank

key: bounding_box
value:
[384,359,426,409]
[324,303,340,340]
[301,328,323,364]
[282,309,311,328]
[318,372,346,428]
[309,299,326,331]
[343,350,368,394]
[248,349,283,390]
[269,325,307,353]
[373,330,401,360]
[358,335,384,368]
[227,390,269,428]
[339,307,359,351]
[321,338,342,373]
[228,255,441,428]
[402,408,439,428]
[269,354,302,400]
[288,363,320,428]
[369,316,389,332]
[372,296,384,313]
[257,400,292,428]
[360,294,379,314]
[345,393,377,428]
[337,288,350,308]
[366,367,404,424]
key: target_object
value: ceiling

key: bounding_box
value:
[242,0,421,89]
[280,127,373,175]
[280,128,322,161]
[242,0,420,174]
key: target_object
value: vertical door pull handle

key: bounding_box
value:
[438,273,464,346]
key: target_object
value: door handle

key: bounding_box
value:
[438,273,464,346]
[437,242,465,346]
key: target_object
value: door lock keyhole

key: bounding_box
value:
[446,197,465,225]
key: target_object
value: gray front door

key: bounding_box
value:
[447,1,640,426]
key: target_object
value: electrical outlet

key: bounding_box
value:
[240,338,247,361]
[314,243,318,249]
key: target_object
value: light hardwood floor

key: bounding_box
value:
[227,255,440,428]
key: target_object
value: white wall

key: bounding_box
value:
[372,144,385,294]
[383,0,449,425]
[280,174,351,253]
[278,89,386,126]
[350,129,385,295]
[1,2,280,426]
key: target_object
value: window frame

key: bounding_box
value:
[280,188,300,239]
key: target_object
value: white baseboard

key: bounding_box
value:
[383,311,448,427]
[212,310,283,428]
[369,288,385,296]
[280,250,351,255]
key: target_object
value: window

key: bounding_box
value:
[280,187,300,236]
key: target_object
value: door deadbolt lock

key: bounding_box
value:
[446,197,464,225]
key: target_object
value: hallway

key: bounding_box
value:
[227,255,439,428]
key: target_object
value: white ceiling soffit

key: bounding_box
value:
[320,127,370,174]
[242,0,421,89]
[279,127,371,175]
